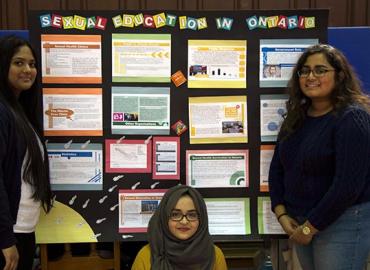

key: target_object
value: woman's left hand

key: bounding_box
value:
[289,227,313,245]
[289,221,318,245]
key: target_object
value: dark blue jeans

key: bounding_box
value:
[295,201,370,270]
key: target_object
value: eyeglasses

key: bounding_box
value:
[297,67,335,78]
[169,210,199,221]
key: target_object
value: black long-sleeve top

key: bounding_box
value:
[0,102,25,249]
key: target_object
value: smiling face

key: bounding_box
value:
[168,195,199,241]
[299,53,336,103]
[8,45,37,97]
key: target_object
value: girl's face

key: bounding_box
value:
[298,53,336,103]
[168,195,199,240]
[8,45,37,97]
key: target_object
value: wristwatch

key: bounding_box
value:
[301,225,311,235]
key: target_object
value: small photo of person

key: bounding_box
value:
[263,64,281,78]
[222,121,244,133]
[124,112,138,121]
[141,200,159,214]
[189,65,207,76]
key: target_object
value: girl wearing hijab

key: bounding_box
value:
[131,185,227,270]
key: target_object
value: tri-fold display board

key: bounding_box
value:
[28,9,328,243]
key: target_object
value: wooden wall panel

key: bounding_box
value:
[85,0,120,10]
[314,0,349,26]
[238,0,255,10]
[202,0,237,10]
[27,0,62,10]
[182,0,199,10]
[145,0,178,10]
[352,0,368,26]
[1,0,8,28]
[125,0,142,10]
[63,0,85,10]
[1,1,5,27]
[258,0,291,9]
[5,0,26,29]
[295,0,311,9]
[368,0,370,25]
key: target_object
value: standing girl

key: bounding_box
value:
[269,44,370,270]
[0,36,52,270]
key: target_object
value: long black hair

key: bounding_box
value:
[0,35,52,212]
[279,44,370,140]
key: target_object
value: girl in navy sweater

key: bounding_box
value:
[269,44,370,270]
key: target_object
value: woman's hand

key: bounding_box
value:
[289,221,318,245]
[289,227,313,245]
[278,215,299,236]
[2,245,19,270]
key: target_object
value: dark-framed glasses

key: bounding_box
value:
[297,66,335,78]
[169,210,199,221]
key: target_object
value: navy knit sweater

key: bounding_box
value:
[0,102,25,249]
[268,105,370,230]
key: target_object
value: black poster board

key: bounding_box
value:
[28,9,328,242]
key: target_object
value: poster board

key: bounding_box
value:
[28,10,328,242]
